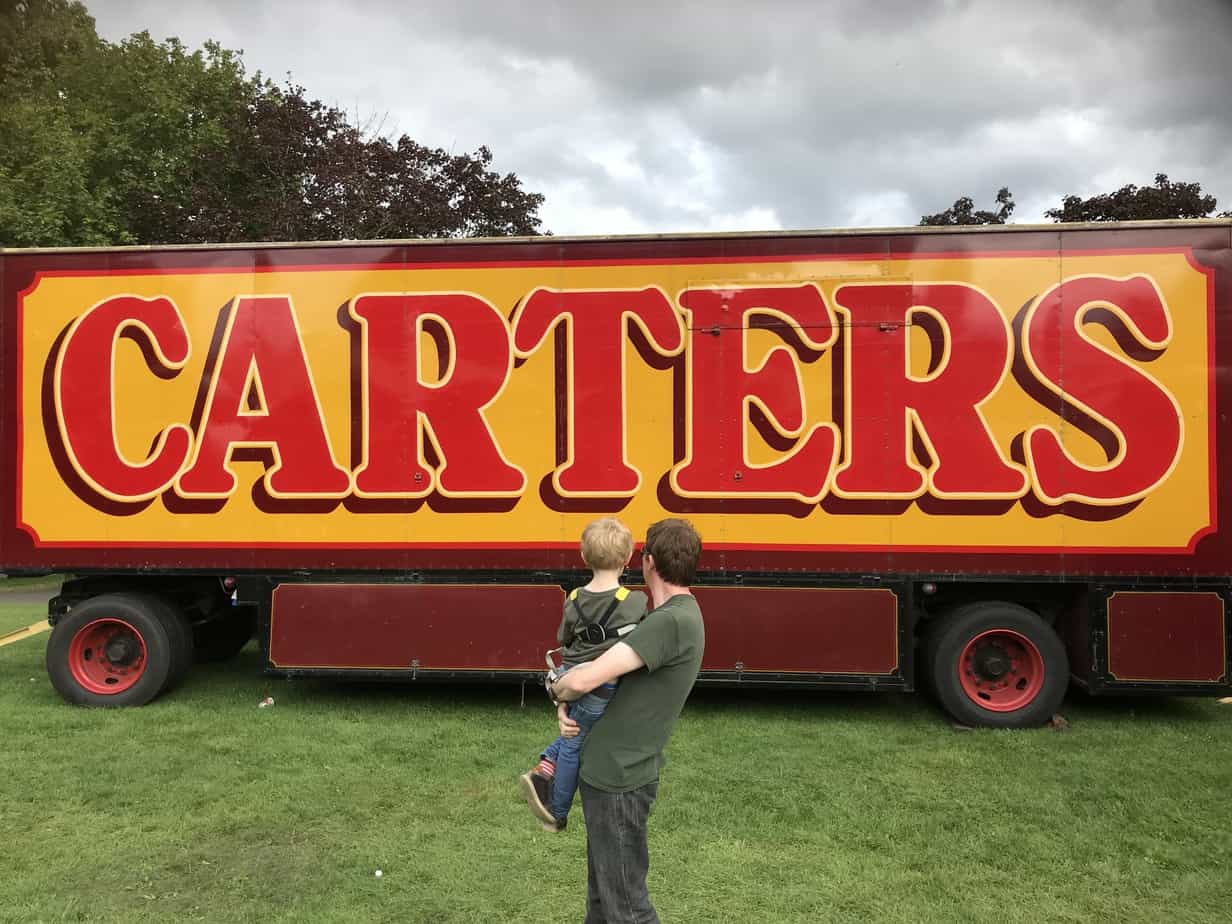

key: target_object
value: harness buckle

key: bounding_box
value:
[578,624,608,645]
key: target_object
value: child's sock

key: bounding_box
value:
[535,757,556,779]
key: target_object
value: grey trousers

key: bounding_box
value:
[580,780,660,924]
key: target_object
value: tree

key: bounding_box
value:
[173,83,545,243]
[0,0,100,92]
[920,187,1015,226]
[1,0,120,244]
[0,0,544,247]
[1045,174,1223,222]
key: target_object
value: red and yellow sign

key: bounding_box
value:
[17,248,1214,551]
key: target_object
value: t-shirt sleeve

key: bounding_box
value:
[624,607,679,673]
[556,600,572,645]
[610,589,648,631]
[630,589,649,617]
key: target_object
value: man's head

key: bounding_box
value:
[642,518,702,587]
[580,517,634,571]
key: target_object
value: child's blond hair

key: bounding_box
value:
[580,517,634,571]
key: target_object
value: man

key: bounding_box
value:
[551,517,705,924]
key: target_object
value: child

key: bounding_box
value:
[518,517,647,832]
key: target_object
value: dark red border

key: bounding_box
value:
[4,224,1230,577]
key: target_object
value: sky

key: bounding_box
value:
[89,0,1232,237]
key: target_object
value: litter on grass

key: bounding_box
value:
[258,696,275,708]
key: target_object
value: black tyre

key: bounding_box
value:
[192,603,256,663]
[915,613,945,693]
[141,594,194,691]
[926,601,1068,729]
[46,594,174,707]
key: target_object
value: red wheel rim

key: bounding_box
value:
[957,629,1045,713]
[67,618,148,695]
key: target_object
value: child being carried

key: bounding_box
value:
[518,517,647,832]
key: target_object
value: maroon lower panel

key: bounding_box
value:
[270,583,564,671]
[268,582,901,676]
[692,586,900,675]
[1106,592,1227,683]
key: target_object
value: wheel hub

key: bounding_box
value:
[957,628,1047,714]
[104,633,139,666]
[67,618,149,695]
[971,644,1010,679]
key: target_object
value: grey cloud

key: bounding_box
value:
[90,0,1232,233]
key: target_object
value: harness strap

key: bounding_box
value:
[568,586,631,646]
[595,586,629,632]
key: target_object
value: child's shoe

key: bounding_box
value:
[518,771,555,824]
[542,816,567,833]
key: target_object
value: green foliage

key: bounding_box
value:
[181,84,545,242]
[920,187,1015,226]
[1046,173,1222,222]
[0,0,100,92]
[0,0,544,247]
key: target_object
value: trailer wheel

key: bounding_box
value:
[917,614,945,689]
[142,595,194,690]
[193,604,256,662]
[46,595,174,706]
[927,601,1068,728]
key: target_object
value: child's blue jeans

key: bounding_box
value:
[542,669,617,823]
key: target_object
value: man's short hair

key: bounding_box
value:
[643,518,702,586]
[580,517,634,571]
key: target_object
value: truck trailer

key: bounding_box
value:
[3,219,1230,727]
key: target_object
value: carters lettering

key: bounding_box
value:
[52,276,1181,509]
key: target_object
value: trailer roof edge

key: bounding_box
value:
[2,217,1230,256]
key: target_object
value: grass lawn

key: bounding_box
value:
[2,593,1230,923]
[0,573,64,591]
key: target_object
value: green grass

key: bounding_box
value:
[0,573,64,593]
[2,595,1229,923]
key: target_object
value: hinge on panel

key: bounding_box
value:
[735,660,745,681]
[410,658,420,679]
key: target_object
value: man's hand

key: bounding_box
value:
[558,702,580,738]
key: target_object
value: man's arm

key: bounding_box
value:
[552,641,644,702]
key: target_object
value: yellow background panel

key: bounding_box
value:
[18,252,1211,549]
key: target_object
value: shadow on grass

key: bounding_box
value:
[188,651,948,727]
[181,646,1226,729]
[1061,687,1222,723]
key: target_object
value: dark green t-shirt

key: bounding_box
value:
[579,593,705,792]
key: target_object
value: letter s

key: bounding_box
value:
[1022,275,1182,505]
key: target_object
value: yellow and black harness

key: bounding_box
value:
[545,586,636,674]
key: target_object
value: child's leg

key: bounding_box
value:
[536,738,563,779]
[548,692,610,822]
[530,662,579,780]
[532,664,576,778]
[548,728,585,822]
